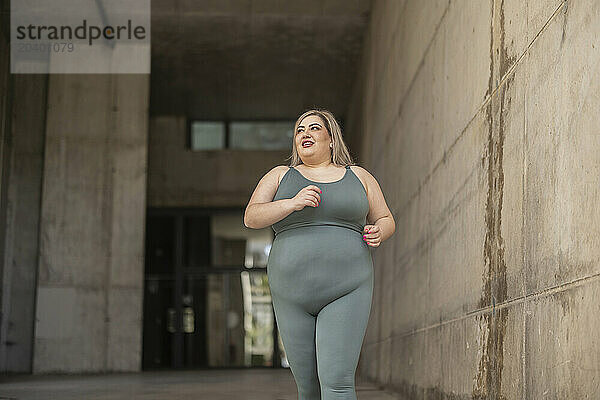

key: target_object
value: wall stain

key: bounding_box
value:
[391,379,473,400]
[473,0,516,399]
[561,0,569,46]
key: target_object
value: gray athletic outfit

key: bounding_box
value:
[267,164,374,400]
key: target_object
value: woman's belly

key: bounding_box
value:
[266,225,373,313]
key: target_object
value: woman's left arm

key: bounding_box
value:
[359,167,396,247]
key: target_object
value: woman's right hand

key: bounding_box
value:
[291,185,322,211]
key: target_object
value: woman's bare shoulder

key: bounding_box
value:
[247,165,290,207]
[348,165,373,194]
[253,165,290,188]
[272,165,291,185]
[350,165,377,179]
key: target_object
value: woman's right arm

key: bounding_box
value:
[243,166,321,229]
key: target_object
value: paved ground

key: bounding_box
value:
[0,368,400,400]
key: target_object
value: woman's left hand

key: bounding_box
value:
[362,225,381,247]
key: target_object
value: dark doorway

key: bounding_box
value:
[141,207,283,369]
[141,211,210,369]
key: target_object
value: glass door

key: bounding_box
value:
[142,208,285,369]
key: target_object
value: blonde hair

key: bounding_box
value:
[287,108,355,167]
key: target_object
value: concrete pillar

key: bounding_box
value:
[33,74,149,373]
[0,73,48,373]
[0,0,49,373]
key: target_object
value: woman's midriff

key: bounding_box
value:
[266,225,373,311]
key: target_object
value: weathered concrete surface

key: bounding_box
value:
[0,368,399,400]
[34,74,150,373]
[149,0,370,119]
[0,74,48,373]
[347,0,600,398]
[0,0,49,373]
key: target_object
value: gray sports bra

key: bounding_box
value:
[271,165,369,237]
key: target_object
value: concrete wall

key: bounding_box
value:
[0,73,48,373]
[33,75,149,373]
[349,0,600,397]
[147,115,290,208]
[0,0,49,373]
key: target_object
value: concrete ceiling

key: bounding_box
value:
[150,0,372,120]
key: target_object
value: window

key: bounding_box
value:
[189,120,293,151]
[190,121,225,150]
[230,121,293,150]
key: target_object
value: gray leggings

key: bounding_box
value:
[267,226,374,400]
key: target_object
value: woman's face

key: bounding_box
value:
[295,115,330,161]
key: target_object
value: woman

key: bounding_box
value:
[244,108,395,399]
